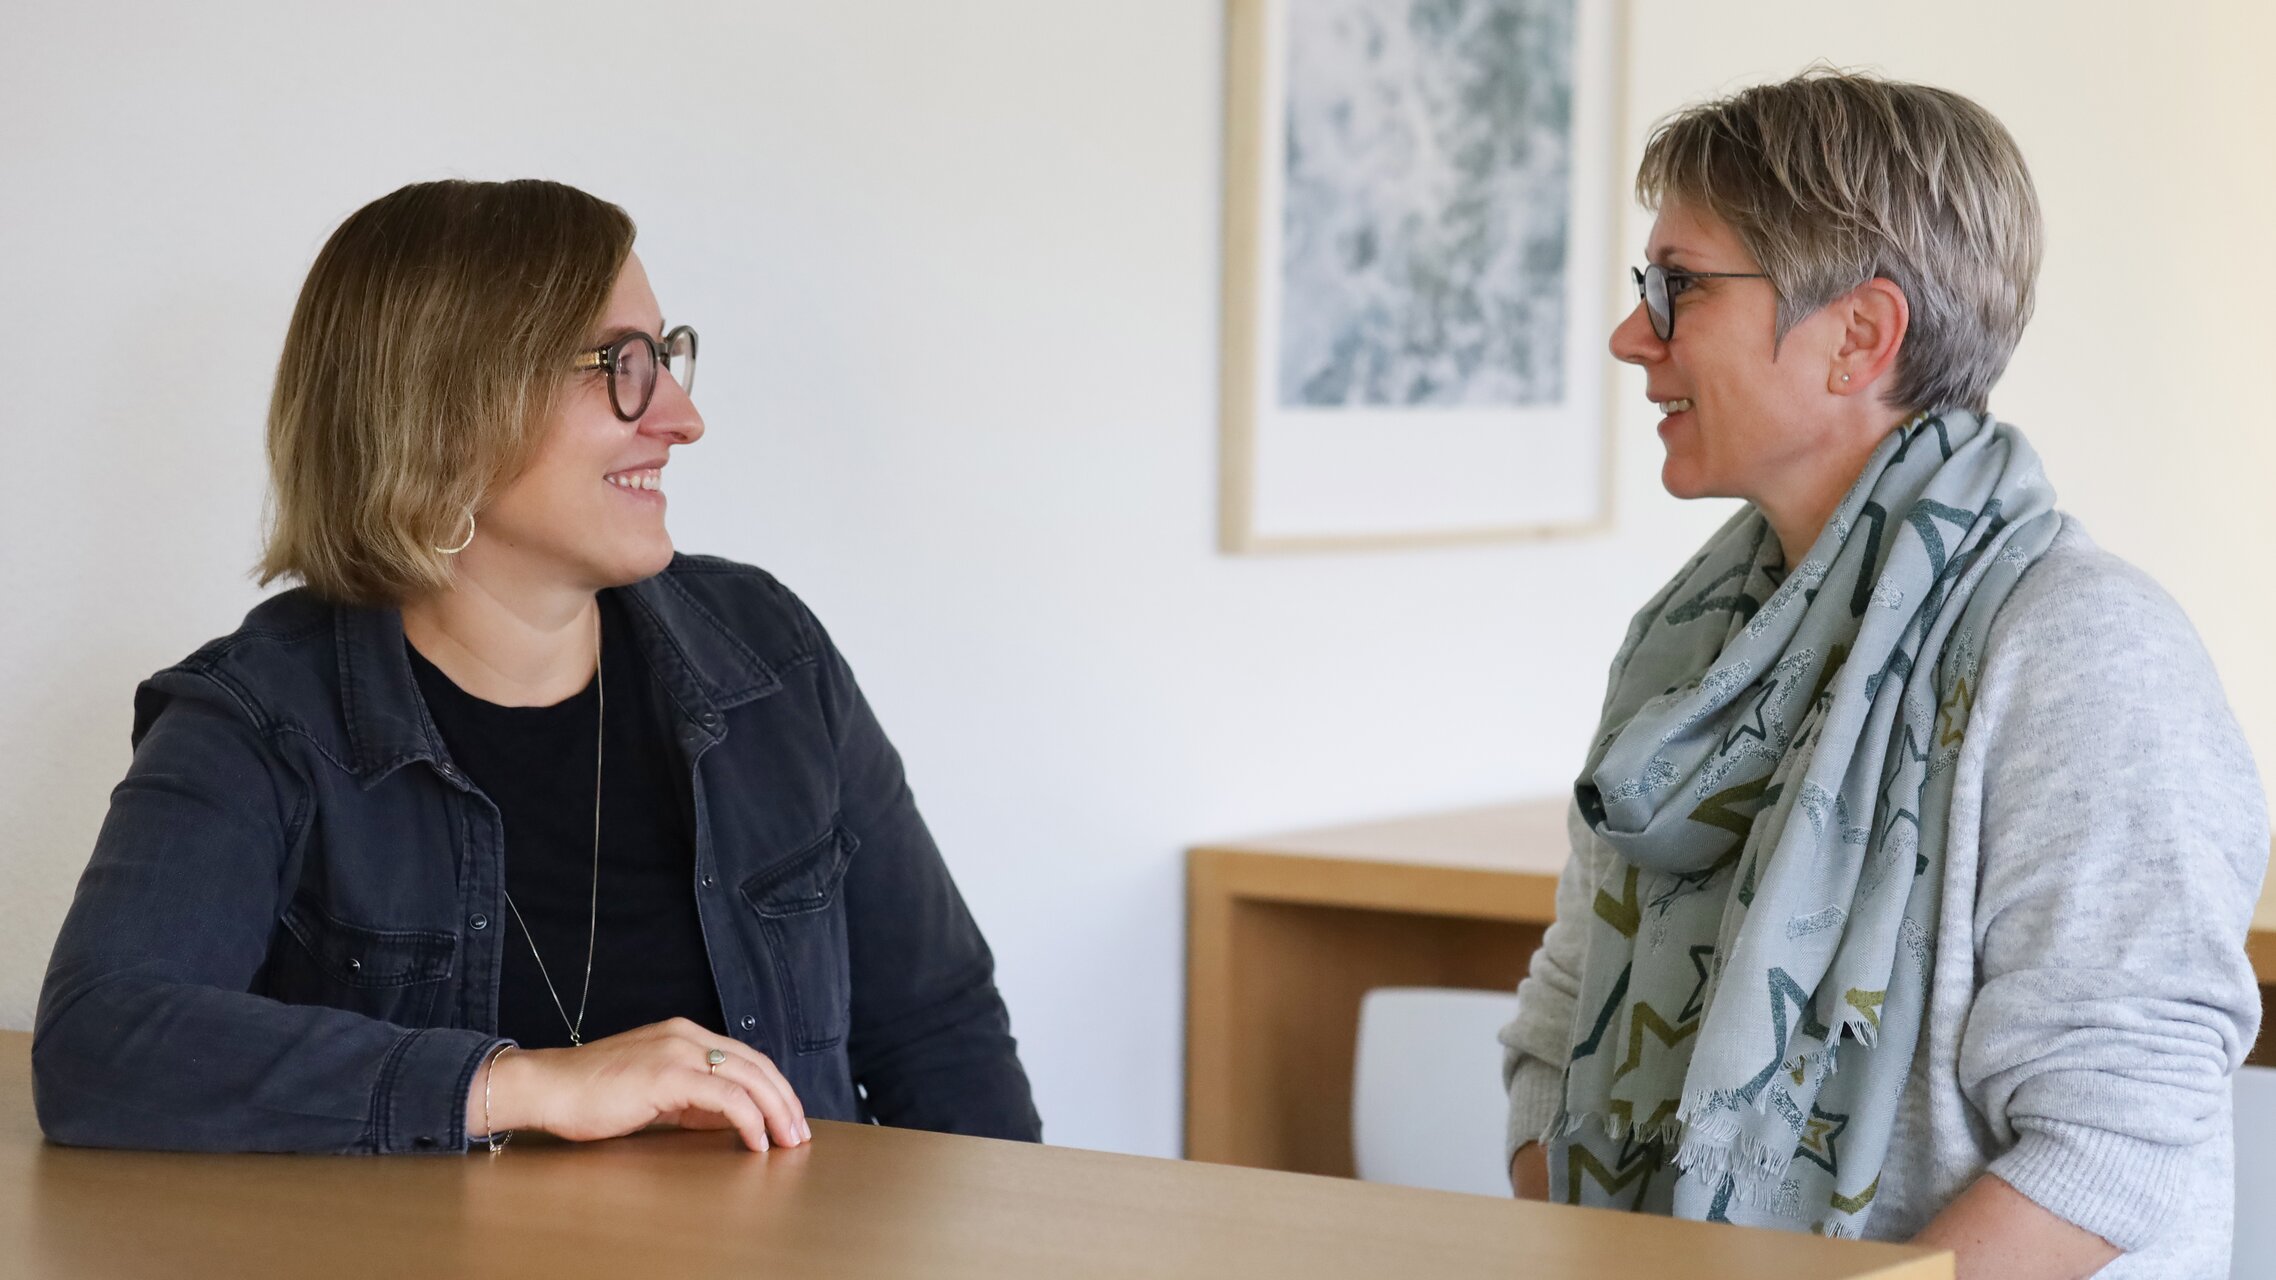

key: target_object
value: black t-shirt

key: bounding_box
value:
[409,593,725,1049]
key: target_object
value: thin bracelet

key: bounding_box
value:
[481,1043,516,1153]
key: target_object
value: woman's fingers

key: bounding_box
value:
[715,1040,809,1140]
[699,1073,774,1153]
[654,1020,809,1143]
[705,1053,807,1148]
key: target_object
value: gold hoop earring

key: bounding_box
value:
[435,509,476,556]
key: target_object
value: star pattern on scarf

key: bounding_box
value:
[1795,1104,1849,1176]
[1717,675,1783,756]
[1666,562,1763,626]
[1877,723,1932,878]
[1608,1000,1699,1089]
[1936,675,1974,747]
[1563,1129,1668,1209]
[1679,944,1715,1023]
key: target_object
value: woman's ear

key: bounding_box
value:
[1831,277,1909,398]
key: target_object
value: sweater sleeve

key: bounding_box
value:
[1499,799,1610,1163]
[1957,545,2267,1252]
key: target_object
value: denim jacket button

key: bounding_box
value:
[738,1014,757,1031]
[698,712,720,728]
[346,957,362,972]
[470,914,490,931]
[700,873,715,888]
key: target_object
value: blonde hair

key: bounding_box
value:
[1636,66,2041,415]
[258,179,635,604]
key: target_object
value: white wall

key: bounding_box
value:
[3,0,2268,1159]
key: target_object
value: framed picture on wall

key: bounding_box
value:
[1218,0,1628,553]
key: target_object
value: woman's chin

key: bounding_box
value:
[626,537,677,581]
[589,535,677,588]
[1660,457,1712,501]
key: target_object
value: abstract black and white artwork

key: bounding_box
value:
[1220,0,1621,551]
[1278,0,1573,410]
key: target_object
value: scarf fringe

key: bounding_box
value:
[1539,1107,1688,1151]
[1552,1011,1876,1204]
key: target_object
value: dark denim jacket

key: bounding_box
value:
[34,554,1040,1152]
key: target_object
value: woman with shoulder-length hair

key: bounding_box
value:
[1499,70,2264,1277]
[36,179,1040,1154]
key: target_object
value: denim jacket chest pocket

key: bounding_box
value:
[265,892,458,1026]
[739,822,858,1054]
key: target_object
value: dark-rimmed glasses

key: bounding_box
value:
[573,325,698,421]
[1631,265,1768,341]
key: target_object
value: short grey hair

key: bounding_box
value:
[1636,66,2042,415]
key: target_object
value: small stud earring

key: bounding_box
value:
[1841,373,1852,383]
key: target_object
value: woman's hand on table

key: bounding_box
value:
[470,1018,810,1152]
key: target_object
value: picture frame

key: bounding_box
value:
[1218,0,1629,553]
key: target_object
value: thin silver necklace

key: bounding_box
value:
[502,607,603,1046]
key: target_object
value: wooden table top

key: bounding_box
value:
[1203,798,1580,874]
[0,1033,1947,1279]
[1197,799,2276,983]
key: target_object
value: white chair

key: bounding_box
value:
[1351,986,1523,1197]
[2236,1064,2276,1280]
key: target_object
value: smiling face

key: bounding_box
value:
[470,251,703,593]
[1610,200,1855,508]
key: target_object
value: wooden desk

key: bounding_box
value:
[1186,799,2276,1177]
[0,1033,1947,1279]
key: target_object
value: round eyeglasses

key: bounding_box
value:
[572,325,698,421]
[1630,265,1769,341]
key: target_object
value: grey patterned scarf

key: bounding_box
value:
[1548,409,2059,1236]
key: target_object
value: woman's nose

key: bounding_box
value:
[641,371,705,445]
[1608,301,1664,366]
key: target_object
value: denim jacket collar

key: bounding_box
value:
[334,569,784,784]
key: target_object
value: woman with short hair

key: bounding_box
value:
[36,179,1040,1154]
[1499,70,2264,1278]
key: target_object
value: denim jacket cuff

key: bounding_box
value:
[371,1028,504,1154]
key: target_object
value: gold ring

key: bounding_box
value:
[706,1048,727,1074]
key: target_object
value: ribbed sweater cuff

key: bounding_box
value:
[1986,1118,2189,1252]
[1505,1057,1565,1165]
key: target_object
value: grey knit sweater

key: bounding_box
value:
[1501,519,2268,1277]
